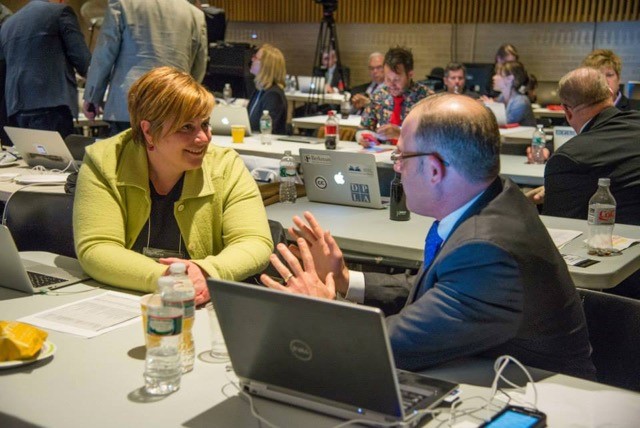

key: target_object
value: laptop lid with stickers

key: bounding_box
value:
[299,149,386,209]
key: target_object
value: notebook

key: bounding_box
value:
[209,104,252,136]
[299,149,386,209]
[297,75,326,94]
[207,279,458,427]
[484,102,508,126]
[4,127,78,171]
[0,225,89,294]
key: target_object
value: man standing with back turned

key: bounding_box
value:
[0,0,90,138]
[83,0,207,136]
[262,94,595,379]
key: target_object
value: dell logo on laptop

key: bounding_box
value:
[289,339,313,361]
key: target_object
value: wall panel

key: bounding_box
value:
[214,0,639,23]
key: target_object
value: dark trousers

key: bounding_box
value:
[107,121,131,137]
[13,105,75,139]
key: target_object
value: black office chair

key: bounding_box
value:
[2,191,76,258]
[578,288,640,391]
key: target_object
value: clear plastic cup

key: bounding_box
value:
[205,302,229,362]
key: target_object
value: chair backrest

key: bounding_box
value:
[2,191,76,258]
[578,288,640,391]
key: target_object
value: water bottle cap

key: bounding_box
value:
[225,83,230,88]
[169,262,187,274]
[263,110,269,115]
[598,178,611,186]
[284,150,292,156]
[328,110,334,116]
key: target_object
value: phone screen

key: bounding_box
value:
[485,409,542,428]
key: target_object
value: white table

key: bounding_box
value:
[1,253,638,427]
[285,91,345,123]
[534,107,566,119]
[266,198,640,290]
[292,114,362,131]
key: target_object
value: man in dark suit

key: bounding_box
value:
[350,52,385,113]
[262,93,595,379]
[0,0,90,138]
[527,67,640,226]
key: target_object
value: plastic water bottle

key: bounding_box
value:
[530,124,546,164]
[260,110,272,145]
[223,83,232,104]
[390,173,410,221]
[279,150,297,203]
[587,178,617,256]
[164,263,196,373]
[324,110,339,150]
[144,277,182,395]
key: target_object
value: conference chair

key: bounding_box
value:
[3,191,76,258]
[578,288,640,391]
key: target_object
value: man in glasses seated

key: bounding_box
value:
[262,93,595,380]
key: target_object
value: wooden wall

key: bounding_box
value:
[216,0,640,23]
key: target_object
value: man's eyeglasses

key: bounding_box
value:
[390,150,449,166]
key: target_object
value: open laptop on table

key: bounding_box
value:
[207,279,458,427]
[4,126,79,171]
[0,225,89,294]
[299,149,386,209]
[484,102,508,126]
[209,104,252,136]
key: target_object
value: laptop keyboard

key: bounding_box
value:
[400,389,431,411]
[27,271,66,288]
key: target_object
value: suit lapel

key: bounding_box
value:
[406,177,504,304]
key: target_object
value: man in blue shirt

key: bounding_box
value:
[262,93,595,380]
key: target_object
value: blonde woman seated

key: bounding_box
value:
[247,44,288,135]
[73,67,273,304]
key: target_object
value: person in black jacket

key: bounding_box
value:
[247,44,288,135]
[527,67,640,226]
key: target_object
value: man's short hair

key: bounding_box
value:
[384,46,414,74]
[582,49,622,77]
[558,67,612,109]
[414,94,500,183]
[128,66,214,145]
[444,62,466,77]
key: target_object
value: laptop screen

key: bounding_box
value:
[208,279,404,417]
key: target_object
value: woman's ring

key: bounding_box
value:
[284,273,294,283]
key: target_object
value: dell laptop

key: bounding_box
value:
[207,279,458,427]
[4,126,79,171]
[209,104,252,136]
[299,149,386,209]
[0,225,89,294]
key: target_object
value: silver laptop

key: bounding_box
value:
[484,102,508,126]
[4,126,78,171]
[300,149,386,209]
[297,75,326,94]
[209,104,252,136]
[0,225,89,294]
[207,279,458,427]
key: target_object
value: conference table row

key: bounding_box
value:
[1,258,638,427]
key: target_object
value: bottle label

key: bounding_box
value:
[147,313,182,336]
[325,136,337,150]
[532,136,544,146]
[183,299,195,319]
[588,205,616,225]
[325,125,337,135]
[260,119,271,131]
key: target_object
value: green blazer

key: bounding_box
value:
[73,130,273,293]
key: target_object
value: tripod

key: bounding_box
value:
[306,1,349,114]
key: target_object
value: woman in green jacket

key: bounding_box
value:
[73,66,273,304]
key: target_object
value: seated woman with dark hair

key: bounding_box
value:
[482,61,536,126]
[247,44,288,135]
[73,66,273,304]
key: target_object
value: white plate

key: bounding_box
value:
[0,341,56,369]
